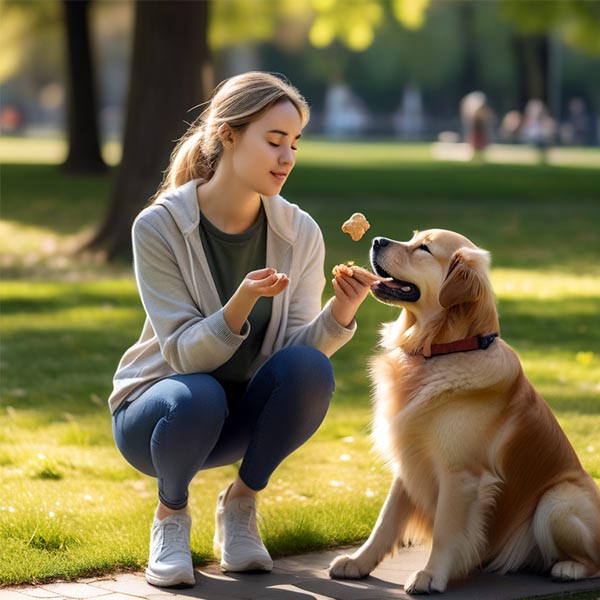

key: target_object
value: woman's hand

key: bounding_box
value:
[223,268,289,334]
[241,268,289,299]
[331,265,380,328]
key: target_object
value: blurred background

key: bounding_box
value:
[2,0,600,143]
[2,0,599,260]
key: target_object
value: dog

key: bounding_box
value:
[329,229,600,593]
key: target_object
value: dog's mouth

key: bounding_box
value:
[371,260,421,303]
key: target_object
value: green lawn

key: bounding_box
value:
[1,140,599,586]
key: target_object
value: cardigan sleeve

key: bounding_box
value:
[132,215,249,373]
[282,219,356,355]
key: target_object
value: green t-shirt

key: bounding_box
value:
[199,204,272,383]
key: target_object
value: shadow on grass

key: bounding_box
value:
[1,164,113,235]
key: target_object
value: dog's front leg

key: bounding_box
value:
[406,470,493,594]
[329,476,415,579]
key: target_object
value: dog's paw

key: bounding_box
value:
[551,561,588,581]
[405,569,447,594]
[328,554,371,579]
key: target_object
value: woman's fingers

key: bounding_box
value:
[349,266,384,285]
[332,275,355,297]
[247,267,277,280]
[252,272,289,296]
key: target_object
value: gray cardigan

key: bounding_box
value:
[108,179,356,414]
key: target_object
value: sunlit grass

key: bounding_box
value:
[1,143,599,584]
[1,267,598,584]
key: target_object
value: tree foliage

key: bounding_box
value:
[209,0,430,53]
[0,0,63,84]
[501,0,600,55]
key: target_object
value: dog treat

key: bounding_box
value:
[332,262,354,278]
[342,213,370,241]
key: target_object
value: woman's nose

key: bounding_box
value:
[280,146,295,166]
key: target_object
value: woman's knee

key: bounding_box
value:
[274,346,335,393]
[264,347,335,415]
[165,374,229,431]
[273,346,333,383]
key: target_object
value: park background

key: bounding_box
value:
[1,0,599,588]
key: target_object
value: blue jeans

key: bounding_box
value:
[112,346,335,510]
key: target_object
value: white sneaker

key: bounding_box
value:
[146,513,195,587]
[214,487,273,572]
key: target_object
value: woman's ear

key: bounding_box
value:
[438,247,491,308]
[217,123,235,149]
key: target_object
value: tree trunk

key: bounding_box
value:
[458,2,478,98]
[87,0,211,260]
[62,0,107,174]
[511,33,550,111]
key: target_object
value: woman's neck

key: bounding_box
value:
[196,167,262,234]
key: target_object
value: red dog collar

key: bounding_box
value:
[426,333,499,358]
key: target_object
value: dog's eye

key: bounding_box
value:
[419,244,432,254]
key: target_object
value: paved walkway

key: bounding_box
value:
[3,546,600,600]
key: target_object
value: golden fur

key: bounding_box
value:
[329,229,600,593]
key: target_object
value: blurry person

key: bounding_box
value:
[460,91,486,141]
[564,97,593,146]
[499,110,522,144]
[460,91,494,162]
[323,78,368,138]
[521,99,556,164]
[393,83,424,140]
[109,72,377,588]
[469,103,495,162]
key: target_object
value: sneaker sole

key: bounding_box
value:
[145,568,196,588]
[220,558,273,573]
[215,540,273,572]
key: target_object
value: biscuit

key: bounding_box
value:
[332,263,354,278]
[342,213,370,241]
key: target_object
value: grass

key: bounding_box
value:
[1,140,599,587]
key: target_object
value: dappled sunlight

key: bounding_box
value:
[492,268,599,299]
[1,148,598,584]
[0,219,121,281]
[0,137,120,167]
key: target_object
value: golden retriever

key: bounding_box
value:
[329,229,600,593]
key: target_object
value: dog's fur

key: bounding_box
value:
[329,229,600,593]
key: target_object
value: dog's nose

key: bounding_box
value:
[373,237,390,249]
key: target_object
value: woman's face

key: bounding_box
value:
[229,100,303,197]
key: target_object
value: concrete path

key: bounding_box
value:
[3,546,600,600]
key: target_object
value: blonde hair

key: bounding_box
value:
[152,72,309,203]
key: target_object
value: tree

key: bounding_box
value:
[87,0,211,259]
[501,0,600,111]
[62,0,107,174]
[501,0,600,56]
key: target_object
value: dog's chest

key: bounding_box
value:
[376,348,508,473]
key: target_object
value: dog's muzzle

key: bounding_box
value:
[370,238,421,303]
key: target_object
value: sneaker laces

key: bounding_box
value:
[227,504,263,544]
[155,519,190,557]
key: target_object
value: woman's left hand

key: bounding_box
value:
[330,266,381,328]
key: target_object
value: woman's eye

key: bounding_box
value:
[419,244,432,254]
[268,142,280,148]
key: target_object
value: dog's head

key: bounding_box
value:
[370,229,499,352]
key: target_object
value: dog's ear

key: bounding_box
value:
[438,247,491,308]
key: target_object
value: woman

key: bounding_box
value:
[109,72,377,588]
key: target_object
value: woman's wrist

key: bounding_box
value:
[223,286,258,334]
[330,298,355,329]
